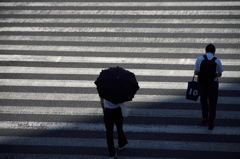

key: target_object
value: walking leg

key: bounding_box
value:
[104,109,116,157]
[208,82,219,129]
[199,84,209,120]
[115,109,128,148]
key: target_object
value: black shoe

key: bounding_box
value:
[119,142,128,151]
[208,122,214,130]
[200,118,208,126]
[109,153,117,159]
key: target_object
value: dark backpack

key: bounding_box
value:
[198,55,217,84]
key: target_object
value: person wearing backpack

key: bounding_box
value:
[194,44,223,130]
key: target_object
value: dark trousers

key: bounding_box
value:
[199,82,219,123]
[104,107,128,157]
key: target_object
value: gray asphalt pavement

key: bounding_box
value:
[0,1,240,159]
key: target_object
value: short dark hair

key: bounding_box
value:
[205,43,216,53]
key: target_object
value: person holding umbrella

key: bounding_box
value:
[95,66,139,158]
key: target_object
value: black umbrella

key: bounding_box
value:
[94,66,140,104]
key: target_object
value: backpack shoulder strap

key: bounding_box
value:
[203,55,208,60]
[211,57,217,62]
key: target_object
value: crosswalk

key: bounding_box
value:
[0,1,240,158]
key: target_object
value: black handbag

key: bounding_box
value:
[186,75,200,101]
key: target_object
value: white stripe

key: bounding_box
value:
[1,121,240,136]
[0,67,238,78]
[0,45,238,54]
[1,36,240,44]
[1,2,240,7]
[0,106,239,119]
[140,82,240,91]
[1,27,239,34]
[1,18,240,24]
[1,10,240,16]
[0,93,239,104]
[0,55,239,66]
[0,55,196,64]
[136,94,240,104]
[0,136,239,152]
[0,79,239,91]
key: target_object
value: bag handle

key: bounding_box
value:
[192,75,196,82]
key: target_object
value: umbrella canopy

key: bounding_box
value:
[94,66,140,104]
